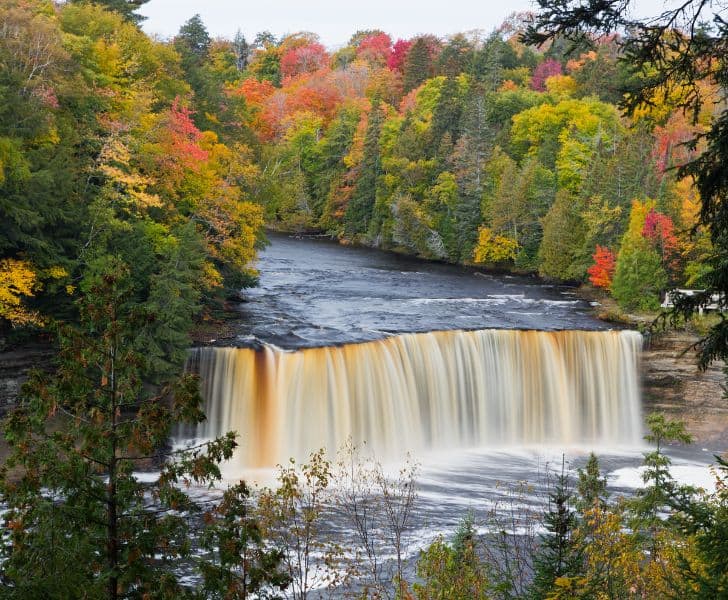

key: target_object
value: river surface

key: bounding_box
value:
[227,233,608,349]
[183,234,718,595]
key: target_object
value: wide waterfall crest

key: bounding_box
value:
[184,329,643,470]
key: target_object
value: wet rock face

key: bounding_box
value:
[0,344,53,414]
[642,331,728,446]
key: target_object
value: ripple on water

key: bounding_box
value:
[227,233,610,350]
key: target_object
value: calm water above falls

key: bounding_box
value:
[228,232,608,349]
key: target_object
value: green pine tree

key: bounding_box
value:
[628,413,693,539]
[0,261,237,599]
[529,458,582,599]
[403,37,435,92]
[198,482,291,599]
[344,101,385,237]
[575,452,609,515]
[471,33,515,89]
[539,190,587,281]
[174,14,213,116]
[175,14,211,62]
[612,235,668,312]
[436,34,475,78]
[70,0,150,24]
[670,455,728,599]
[430,77,463,152]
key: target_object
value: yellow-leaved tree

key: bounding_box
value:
[473,227,519,264]
[0,259,40,326]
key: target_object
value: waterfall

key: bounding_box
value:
[183,329,643,470]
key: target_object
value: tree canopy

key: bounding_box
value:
[524,0,728,367]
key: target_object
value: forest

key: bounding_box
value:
[0,0,727,598]
[0,1,717,325]
[226,15,712,314]
[0,0,263,342]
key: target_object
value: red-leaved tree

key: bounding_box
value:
[388,39,412,72]
[531,58,562,91]
[642,208,680,272]
[233,78,276,106]
[651,111,700,176]
[587,245,616,289]
[357,33,392,66]
[166,98,209,168]
[280,43,329,79]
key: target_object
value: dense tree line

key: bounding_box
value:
[225,19,715,314]
[0,1,270,597]
[0,0,264,339]
[522,0,728,371]
[3,5,713,323]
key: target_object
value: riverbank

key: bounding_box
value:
[642,329,727,445]
[0,337,53,413]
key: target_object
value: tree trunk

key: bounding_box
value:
[107,340,119,600]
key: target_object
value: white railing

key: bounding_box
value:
[661,289,724,314]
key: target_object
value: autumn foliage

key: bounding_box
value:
[531,58,563,91]
[0,4,265,332]
[642,208,680,271]
[1,4,714,330]
[651,112,702,175]
[473,227,519,264]
[356,33,392,65]
[233,77,276,105]
[228,20,709,315]
[587,246,616,289]
[388,39,412,71]
[165,98,210,167]
[280,43,328,79]
[1,3,727,598]
[0,259,40,326]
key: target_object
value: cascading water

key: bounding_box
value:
[182,329,643,471]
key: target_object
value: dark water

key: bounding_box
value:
[227,233,608,349]
[181,234,718,593]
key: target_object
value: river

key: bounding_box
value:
[182,233,718,478]
[225,232,608,349]
[176,234,717,593]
